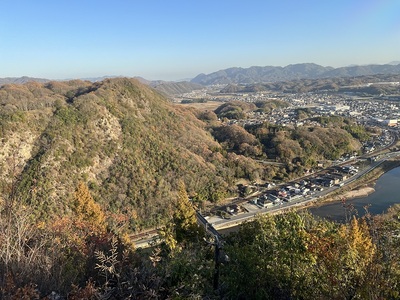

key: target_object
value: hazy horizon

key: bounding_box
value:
[2,61,400,83]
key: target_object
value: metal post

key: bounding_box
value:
[213,235,221,291]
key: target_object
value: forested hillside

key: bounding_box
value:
[210,104,368,179]
[0,78,261,231]
[246,117,365,163]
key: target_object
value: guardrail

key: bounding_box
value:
[196,211,222,240]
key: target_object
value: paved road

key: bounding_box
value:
[209,151,400,230]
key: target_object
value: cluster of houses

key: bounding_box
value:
[246,165,359,211]
[212,88,400,131]
[363,130,394,153]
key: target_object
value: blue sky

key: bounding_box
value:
[1,0,399,80]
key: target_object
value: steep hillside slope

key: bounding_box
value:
[0,78,257,230]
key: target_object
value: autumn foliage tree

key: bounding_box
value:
[160,181,203,251]
[72,181,106,234]
[173,181,200,243]
[43,182,109,293]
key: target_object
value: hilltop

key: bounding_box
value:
[0,76,206,98]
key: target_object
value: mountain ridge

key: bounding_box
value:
[0,76,50,85]
[191,62,400,85]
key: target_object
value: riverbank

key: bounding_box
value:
[305,158,400,208]
[342,186,375,199]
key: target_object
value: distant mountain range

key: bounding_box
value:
[190,63,400,85]
[2,62,400,94]
[0,76,50,85]
[0,75,148,86]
